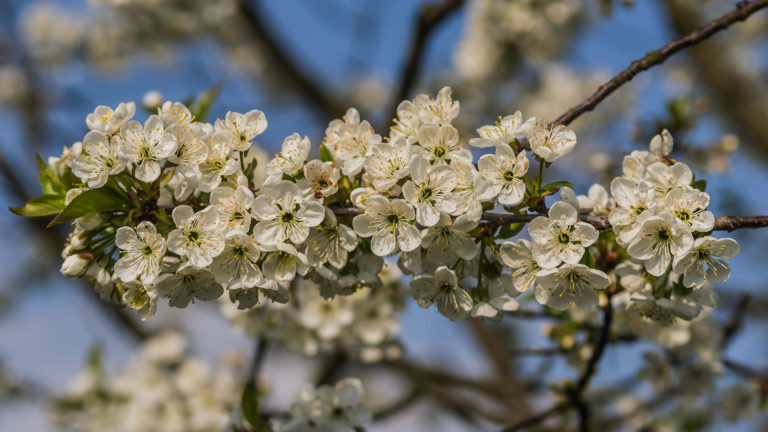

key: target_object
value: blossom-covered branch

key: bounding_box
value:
[332,207,768,232]
[553,0,768,126]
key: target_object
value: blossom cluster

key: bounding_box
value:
[280,378,371,432]
[17,85,739,337]
[52,332,243,432]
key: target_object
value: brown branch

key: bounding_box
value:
[237,0,346,121]
[552,0,768,126]
[331,206,768,232]
[499,403,567,432]
[383,0,465,127]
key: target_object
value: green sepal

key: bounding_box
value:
[497,222,526,239]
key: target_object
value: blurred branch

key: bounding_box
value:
[237,0,347,120]
[383,0,465,127]
[500,403,567,432]
[552,0,768,126]
[663,0,768,158]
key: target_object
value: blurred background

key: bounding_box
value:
[1,0,768,430]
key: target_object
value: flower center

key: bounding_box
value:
[420,187,433,200]
[503,170,515,182]
[434,146,446,158]
[675,210,690,222]
[633,205,646,216]
[386,213,400,227]
[558,232,570,245]
[142,245,154,257]
[232,245,246,259]
[138,146,153,161]
[281,212,295,223]
[657,229,671,241]
[187,230,200,244]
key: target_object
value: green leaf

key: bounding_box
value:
[497,222,525,239]
[241,381,268,431]
[319,144,334,162]
[37,154,65,195]
[191,86,221,123]
[9,194,66,217]
[691,179,706,192]
[48,188,131,227]
[541,180,573,192]
[579,247,596,268]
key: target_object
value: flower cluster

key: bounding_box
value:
[280,378,372,432]
[17,85,739,332]
[52,332,243,432]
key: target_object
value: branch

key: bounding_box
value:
[383,0,465,127]
[237,0,346,120]
[331,206,768,232]
[552,0,768,126]
[499,403,567,432]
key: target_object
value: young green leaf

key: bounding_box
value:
[541,180,574,192]
[319,144,334,162]
[190,86,221,123]
[9,194,66,217]
[48,188,131,227]
[37,153,65,195]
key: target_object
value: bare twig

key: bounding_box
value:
[552,0,768,126]
[383,0,465,127]
[500,403,567,432]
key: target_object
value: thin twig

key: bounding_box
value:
[552,0,768,126]
[500,403,567,432]
[331,206,768,232]
[383,0,465,127]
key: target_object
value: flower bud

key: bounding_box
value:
[60,254,90,278]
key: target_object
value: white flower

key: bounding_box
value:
[673,236,739,288]
[644,161,692,197]
[166,123,209,178]
[210,232,263,289]
[306,209,358,269]
[298,160,340,198]
[252,180,325,246]
[528,120,577,163]
[627,212,694,276]
[499,239,541,293]
[261,243,308,282]
[117,115,178,182]
[61,254,89,278]
[155,266,223,308]
[282,378,371,432]
[528,201,599,268]
[114,221,166,284]
[535,264,610,310]
[402,155,460,226]
[265,133,311,177]
[608,177,656,244]
[414,86,460,125]
[121,281,157,321]
[469,111,534,148]
[626,290,677,325]
[421,214,478,264]
[222,110,267,151]
[665,188,714,232]
[390,101,421,143]
[477,145,529,205]
[333,122,381,176]
[410,266,473,321]
[86,102,135,133]
[200,131,238,192]
[363,138,411,192]
[650,129,673,156]
[210,185,254,233]
[71,131,125,188]
[167,205,226,268]
[157,101,193,127]
[451,159,487,221]
[414,124,471,164]
[298,292,354,340]
[352,196,421,256]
